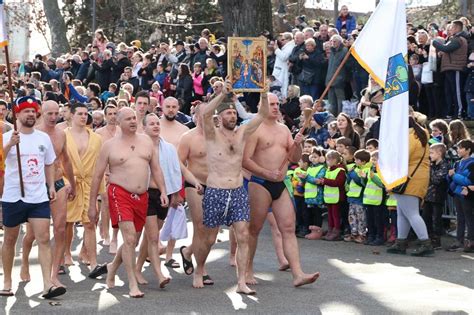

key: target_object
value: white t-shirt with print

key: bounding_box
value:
[2,129,56,203]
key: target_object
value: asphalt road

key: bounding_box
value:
[0,220,473,314]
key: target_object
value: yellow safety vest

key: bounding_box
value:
[304,164,325,200]
[363,170,383,206]
[347,163,371,198]
[293,167,307,197]
[323,167,344,204]
[385,193,397,207]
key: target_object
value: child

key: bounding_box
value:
[100,83,117,104]
[365,138,379,152]
[320,150,346,241]
[363,151,387,245]
[423,143,449,249]
[334,136,352,154]
[154,63,167,91]
[293,154,310,237]
[346,149,371,243]
[385,192,398,245]
[343,146,357,170]
[303,138,317,154]
[309,112,330,148]
[303,148,327,239]
[150,81,164,106]
[447,139,474,252]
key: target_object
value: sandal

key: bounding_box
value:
[42,286,66,299]
[58,265,67,275]
[203,275,214,285]
[88,264,108,279]
[0,289,14,297]
[180,246,194,275]
[164,259,180,269]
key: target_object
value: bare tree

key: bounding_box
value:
[42,0,70,56]
[219,0,273,36]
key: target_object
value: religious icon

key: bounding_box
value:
[227,37,267,92]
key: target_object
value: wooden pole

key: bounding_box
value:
[279,46,353,171]
[4,45,25,197]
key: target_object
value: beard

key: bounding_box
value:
[165,114,176,121]
[22,118,36,128]
[222,120,236,130]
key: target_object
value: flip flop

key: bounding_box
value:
[130,293,145,298]
[42,286,66,299]
[164,259,180,269]
[0,289,14,297]
[179,246,194,275]
[58,265,67,275]
[159,278,171,289]
[88,264,108,279]
[203,275,214,285]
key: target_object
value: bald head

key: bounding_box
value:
[162,96,180,121]
[117,107,136,121]
[42,100,59,113]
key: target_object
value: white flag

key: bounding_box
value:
[0,0,7,47]
[350,0,409,189]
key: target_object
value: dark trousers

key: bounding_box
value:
[454,196,474,242]
[389,209,397,233]
[444,70,466,118]
[340,201,350,234]
[307,205,324,227]
[366,205,387,240]
[422,201,444,238]
[295,196,307,232]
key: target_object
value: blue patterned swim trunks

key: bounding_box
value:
[203,186,250,228]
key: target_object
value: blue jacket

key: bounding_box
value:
[76,59,91,82]
[448,156,474,197]
[308,127,330,148]
[68,83,88,103]
[347,167,366,205]
[335,14,357,35]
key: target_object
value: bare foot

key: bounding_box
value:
[129,288,144,298]
[20,265,31,282]
[51,277,66,288]
[106,264,115,288]
[278,264,290,271]
[159,277,171,288]
[236,283,256,295]
[229,255,236,267]
[245,272,258,285]
[192,274,204,288]
[64,255,74,266]
[103,238,110,246]
[109,241,117,255]
[78,254,90,266]
[134,271,149,285]
[293,272,320,287]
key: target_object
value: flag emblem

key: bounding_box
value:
[384,53,409,101]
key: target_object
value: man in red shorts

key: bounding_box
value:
[88,107,168,298]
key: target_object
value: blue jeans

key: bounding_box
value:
[466,92,474,118]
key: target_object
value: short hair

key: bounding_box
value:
[365,138,379,149]
[303,27,315,35]
[304,138,317,147]
[104,104,117,115]
[70,102,88,114]
[304,38,316,46]
[135,90,150,103]
[281,32,293,41]
[452,20,464,30]
[299,94,312,105]
[336,136,351,147]
[371,150,379,159]
[354,149,371,163]
[88,83,101,96]
[330,34,343,42]
[109,83,117,90]
[430,143,447,157]
[90,97,102,109]
[345,146,357,156]
[457,139,473,153]
[301,153,310,164]
[142,113,159,126]
[124,66,133,72]
[0,100,8,108]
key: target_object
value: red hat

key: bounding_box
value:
[14,96,40,114]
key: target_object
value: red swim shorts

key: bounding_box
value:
[108,183,148,232]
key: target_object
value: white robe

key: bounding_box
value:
[272,40,295,98]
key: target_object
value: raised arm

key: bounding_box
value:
[201,85,227,139]
[242,91,269,139]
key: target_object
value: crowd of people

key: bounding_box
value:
[0,5,473,301]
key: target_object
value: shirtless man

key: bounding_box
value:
[243,93,319,287]
[194,81,268,294]
[64,103,102,273]
[95,105,121,253]
[157,96,189,267]
[57,103,72,131]
[0,100,13,133]
[178,104,215,285]
[20,101,76,288]
[135,113,202,286]
[88,107,169,298]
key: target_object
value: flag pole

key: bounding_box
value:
[279,47,353,171]
[4,45,25,197]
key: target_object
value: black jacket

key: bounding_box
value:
[425,159,449,203]
[288,43,305,75]
[111,57,131,84]
[92,58,114,93]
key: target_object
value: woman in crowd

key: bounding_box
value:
[297,38,327,100]
[358,76,383,121]
[175,63,193,115]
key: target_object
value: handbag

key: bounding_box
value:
[391,146,427,194]
[297,68,315,85]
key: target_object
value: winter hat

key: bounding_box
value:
[313,112,329,127]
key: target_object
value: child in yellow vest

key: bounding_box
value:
[301,148,327,239]
[346,149,372,243]
[293,154,310,237]
[362,151,388,246]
